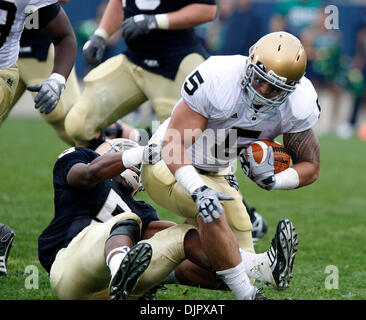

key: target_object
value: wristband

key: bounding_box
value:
[272,167,299,190]
[49,73,66,85]
[175,165,205,195]
[94,28,109,40]
[155,14,169,29]
[121,147,144,168]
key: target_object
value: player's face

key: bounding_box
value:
[251,74,283,100]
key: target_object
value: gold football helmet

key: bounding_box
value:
[241,31,307,111]
[95,138,142,196]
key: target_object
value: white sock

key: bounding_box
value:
[216,261,257,300]
[106,246,130,278]
[239,248,275,286]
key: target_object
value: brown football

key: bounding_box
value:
[246,140,291,174]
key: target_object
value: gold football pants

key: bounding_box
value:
[50,212,195,300]
[0,64,19,125]
[64,53,205,144]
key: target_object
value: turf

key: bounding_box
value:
[0,118,365,300]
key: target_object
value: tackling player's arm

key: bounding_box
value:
[67,142,161,189]
[283,128,320,187]
[66,153,128,189]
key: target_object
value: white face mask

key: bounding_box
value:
[241,62,298,112]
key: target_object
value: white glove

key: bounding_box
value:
[28,74,65,115]
[142,143,161,164]
[191,186,234,223]
[239,146,276,190]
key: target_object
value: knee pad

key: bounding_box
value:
[107,219,141,244]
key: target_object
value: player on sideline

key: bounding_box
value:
[142,31,320,300]
[64,0,217,150]
[0,0,76,128]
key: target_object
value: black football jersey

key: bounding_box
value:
[19,28,51,61]
[38,147,158,273]
[123,0,216,79]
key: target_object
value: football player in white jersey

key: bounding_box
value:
[142,32,320,299]
[0,0,76,126]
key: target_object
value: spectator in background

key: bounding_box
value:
[270,0,321,38]
[301,8,344,134]
[337,9,366,139]
[203,0,234,55]
[220,0,263,56]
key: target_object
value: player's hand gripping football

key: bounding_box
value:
[83,34,106,65]
[28,76,65,115]
[122,14,158,42]
[191,186,234,223]
[240,145,276,190]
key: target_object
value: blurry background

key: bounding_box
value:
[10,0,366,139]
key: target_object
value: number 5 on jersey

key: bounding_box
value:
[184,70,204,96]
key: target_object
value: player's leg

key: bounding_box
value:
[140,53,206,122]
[142,163,259,299]
[106,219,152,300]
[128,224,215,299]
[0,64,20,126]
[49,212,143,300]
[142,162,298,292]
[64,54,147,147]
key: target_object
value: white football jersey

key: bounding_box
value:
[154,55,320,172]
[0,0,57,69]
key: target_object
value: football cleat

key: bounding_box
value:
[248,208,268,244]
[267,219,298,290]
[109,242,152,300]
[0,224,15,276]
[253,288,271,300]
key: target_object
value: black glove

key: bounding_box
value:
[122,14,158,42]
[27,76,65,114]
[191,186,234,223]
[83,34,106,66]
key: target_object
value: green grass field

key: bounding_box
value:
[0,117,365,300]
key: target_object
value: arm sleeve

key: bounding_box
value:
[37,3,61,29]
